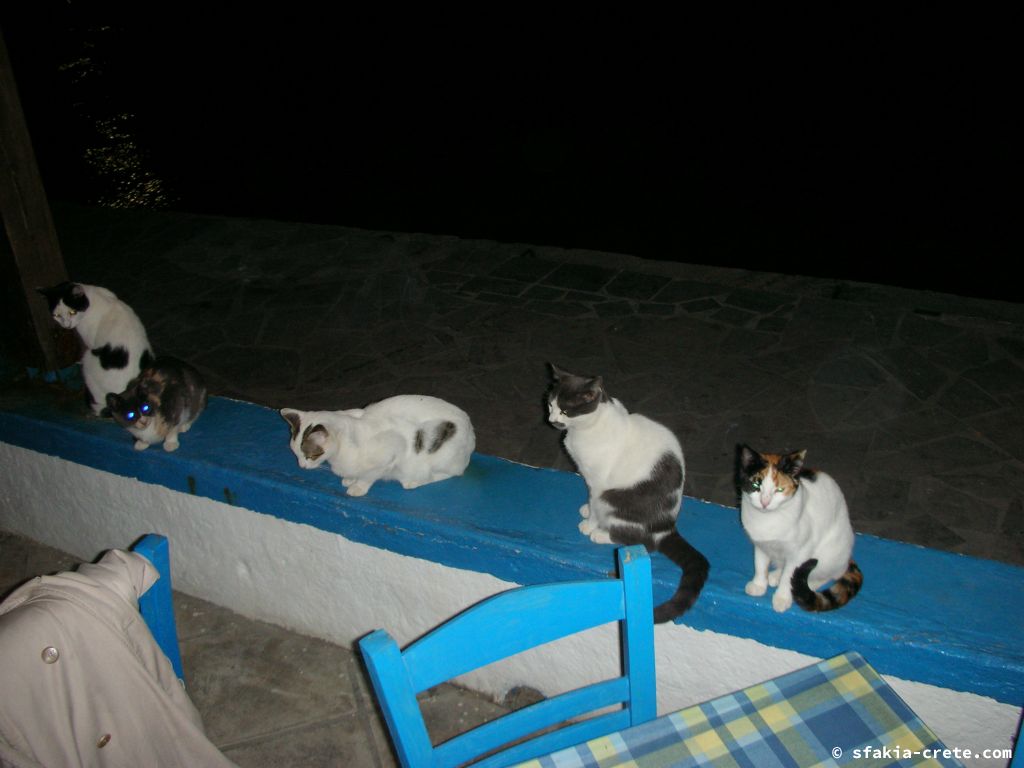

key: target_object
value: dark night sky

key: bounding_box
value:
[2,8,1017,302]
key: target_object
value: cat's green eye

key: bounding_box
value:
[750,480,761,491]
[776,486,785,492]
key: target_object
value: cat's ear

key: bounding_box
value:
[37,282,69,297]
[780,450,807,477]
[36,283,67,310]
[306,424,330,447]
[737,444,764,475]
[280,409,302,440]
[106,393,122,409]
[579,375,604,403]
[550,363,569,380]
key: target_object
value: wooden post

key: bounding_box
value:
[0,25,75,373]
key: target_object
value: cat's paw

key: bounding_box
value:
[133,439,150,451]
[578,517,598,535]
[163,439,180,452]
[401,480,423,490]
[767,569,782,587]
[772,591,793,613]
[745,580,767,597]
[579,503,591,519]
[589,529,612,545]
[341,478,356,488]
[346,480,372,497]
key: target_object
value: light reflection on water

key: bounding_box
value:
[56,27,173,210]
[82,113,172,208]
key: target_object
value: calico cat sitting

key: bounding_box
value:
[106,357,208,452]
[280,395,475,496]
[37,282,153,416]
[737,445,863,613]
[548,365,709,624]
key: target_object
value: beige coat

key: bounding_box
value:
[0,549,236,768]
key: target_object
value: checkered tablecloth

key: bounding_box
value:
[514,652,964,767]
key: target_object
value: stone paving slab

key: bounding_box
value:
[38,203,1024,566]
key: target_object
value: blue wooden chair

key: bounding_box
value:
[1011,716,1023,768]
[133,533,185,681]
[359,545,656,768]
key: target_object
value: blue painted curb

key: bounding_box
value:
[25,364,82,388]
[0,394,1021,705]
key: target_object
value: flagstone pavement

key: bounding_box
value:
[45,202,1024,567]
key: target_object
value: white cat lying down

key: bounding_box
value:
[281,395,475,496]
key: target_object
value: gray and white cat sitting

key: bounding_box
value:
[281,395,475,496]
[37,282,153,416]
[738,445,863,613]
[548,365,709,624]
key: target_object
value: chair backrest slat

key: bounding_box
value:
[435,677,630,768]
[405,580,625,693]
[469,709,634,768]
[360,545,656,768]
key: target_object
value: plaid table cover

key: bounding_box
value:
[515,652,964,768]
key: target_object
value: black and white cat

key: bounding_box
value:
[37,282,153,416]
[548,366,709,624]
[106,357,208,452]
[737,445,863,613]
[281,395,475,496]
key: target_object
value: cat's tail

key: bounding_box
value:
[791,558,863,612]
[653,531,710,624]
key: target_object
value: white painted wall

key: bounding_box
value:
[0,442,1018,766]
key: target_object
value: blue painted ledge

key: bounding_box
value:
[0,394,1021,705]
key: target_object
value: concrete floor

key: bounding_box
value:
[0,530,510,767]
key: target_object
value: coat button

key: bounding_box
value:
[41,647,59,664]
[97,734,111,748]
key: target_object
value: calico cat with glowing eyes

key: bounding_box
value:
[737,445,862,612]
[107,357,207,452]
